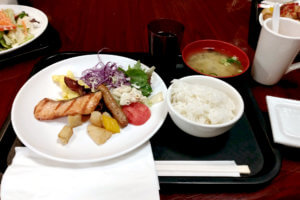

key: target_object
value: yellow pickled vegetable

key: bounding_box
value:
[102,115,120,133]
[78,79,90,89]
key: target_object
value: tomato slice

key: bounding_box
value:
[122,102,151,125]
[0,10,16,31]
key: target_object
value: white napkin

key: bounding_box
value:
[1,142,159,200]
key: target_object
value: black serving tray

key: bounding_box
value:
[0,52,281,190]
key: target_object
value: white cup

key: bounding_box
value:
[251,17,300,85]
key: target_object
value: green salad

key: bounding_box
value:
[0,9,39,51]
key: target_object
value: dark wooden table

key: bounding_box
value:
[1,0,300,199]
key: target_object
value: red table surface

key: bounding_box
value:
[1,0,300,199]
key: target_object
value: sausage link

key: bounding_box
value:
[98,84,128,127]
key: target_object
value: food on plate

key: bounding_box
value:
[98,84,128,128]
[262,2,300,21]
[87,124,112,145]
[0,9,40,51]
[52,71,83,100]
[261,6,273,20]
[64,76,87,96]
[34,91,102,120]
[149,91,164,105]
[119,61,154,97]
[281,2,300,20]
[0,10,16,31]
[122,102,151,125]
[33,55,163,146]
[68,114,83,128]
[89,111,103,127]
[170,79,236,125]
[102,114,120,133]
[111,85,147,106]
[58,125,73,145]
[80,59,130,91]
[186,50,243,77]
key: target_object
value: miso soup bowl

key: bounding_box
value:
[166,75,244,138]
[182,40,250,79]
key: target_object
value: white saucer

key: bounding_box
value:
[266,96,300,148]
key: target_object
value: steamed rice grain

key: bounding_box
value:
[170,80,236,125]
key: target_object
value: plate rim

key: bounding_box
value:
[11,54,168,163]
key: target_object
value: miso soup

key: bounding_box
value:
[186,50,243,77]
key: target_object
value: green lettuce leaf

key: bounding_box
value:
[119,61,152,97]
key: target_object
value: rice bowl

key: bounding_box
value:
[166,75,244,138]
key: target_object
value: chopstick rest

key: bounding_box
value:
[155,161,250,177]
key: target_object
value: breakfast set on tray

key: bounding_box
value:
[0,1,300,199]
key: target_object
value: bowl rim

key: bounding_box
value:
[181,39,250,78]
[167,75,245,128]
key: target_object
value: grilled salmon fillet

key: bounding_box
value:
[34,91,102,120]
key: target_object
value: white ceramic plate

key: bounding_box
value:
[0,5,48,55]
[11,54,168,163]
[266,96,300,148]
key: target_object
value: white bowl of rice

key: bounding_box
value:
[166,75,244,138]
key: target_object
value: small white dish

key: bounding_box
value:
[266,96,300,148]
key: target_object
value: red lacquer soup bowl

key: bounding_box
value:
[182,40,250,79]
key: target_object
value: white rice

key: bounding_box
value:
[170,79,236,125]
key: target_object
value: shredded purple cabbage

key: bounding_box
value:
[80,55,130,90]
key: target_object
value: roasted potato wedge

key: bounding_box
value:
[87,124,112,145]
[58,125,73,144]
[89,111,102,127]
[68,114,82,127]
